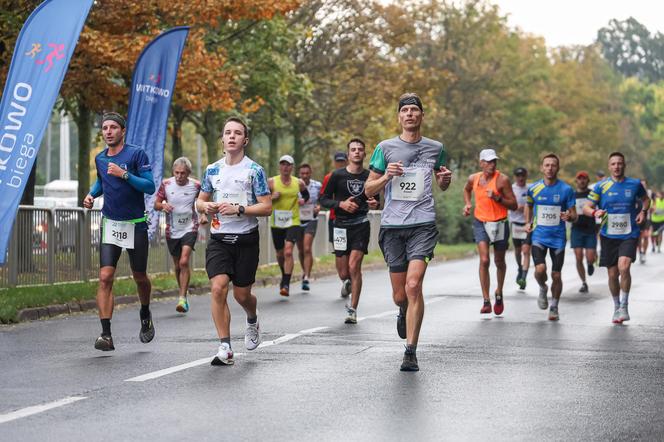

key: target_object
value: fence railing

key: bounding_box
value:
[0,206,382,288]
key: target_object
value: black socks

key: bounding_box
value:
[100,318,111,337]
[140,304,150,321]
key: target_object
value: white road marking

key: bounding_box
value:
[0,396,87,425]
[125,357,213,382]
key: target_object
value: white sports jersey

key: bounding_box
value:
[509,183,529,224]
[156,177,200,239]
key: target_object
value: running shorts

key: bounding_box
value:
[206,229,260,287]
[271,226,303,250]
[379,223,439,273]
[333,221,370,257]
[99,223,149,272]
[599,236,638,268]
[166,231,197,258]
[472,218,509,250]
[570,228,598,250]
[531,243,565,272]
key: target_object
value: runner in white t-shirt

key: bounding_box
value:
[296,163,322,291]
[509,167,531,290]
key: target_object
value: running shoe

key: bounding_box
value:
[345,307,357,324]
[639,254,645,264]
[517,276,527,290]
[139,311,155,343]
[340,279,351,298]
[396,305,407,339]
[302,279,310,291]
[538,284,549,310]
[176,297,189,313]
[245,319,261,351]
[587,263,595,276]
[612,308,622,324]
[279,285,290,297]
[579,282,588,293]
[480,301,492,315]
[211,343,234,366]
[617,305,630,323]
[494,294,504,316]
[400,348,419,372]
[94,334,115,351]
[548,306,559,321]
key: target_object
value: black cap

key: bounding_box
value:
[596,170,605,177]
[513,167,527,176]
[334,152,348,162]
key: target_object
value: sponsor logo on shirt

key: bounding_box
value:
[553,194,560,203]
[347,179,364,196]
[625,189,632,197]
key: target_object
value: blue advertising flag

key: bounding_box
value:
[125,27,189,240]
[0,0,94,264]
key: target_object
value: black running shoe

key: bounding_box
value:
[587,263,595,276]
[139,312,155,343]
[396,305,407,339]
[400,348,419,372]
[94,334,115,351]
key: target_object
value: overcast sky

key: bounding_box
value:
[493,0,663,47]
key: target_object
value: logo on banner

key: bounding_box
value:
[347,179,364,196]
[135,72,170,103]
[148,73,161,84]
[32,43,65,73]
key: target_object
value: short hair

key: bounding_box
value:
[222,117,249,138]
[173,157,192,173]
[299,163,312,171]
[608,151,625,161]
[541,153,560,165]
[347,138,365,149]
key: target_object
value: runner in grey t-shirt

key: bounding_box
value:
[365,92,452,372]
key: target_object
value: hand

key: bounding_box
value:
[161,202,173,213]
[314,206,320,217]
[198,213,209,225]
[636,211,646,225]
[298,198,305,206]
[367,197,379,210]
[561,210,571,222]
[83,194,94,209]
[272,191,281,200]
[107,162,125,178]
[486,189,497,200]
[339,198,359,213]
[218,202,239,216]
[463,204,471,217]
[435,166,452,188]
[525,222,533,233]
[593,209,606,218]
[386,161,404,178]
[204,201,220,215]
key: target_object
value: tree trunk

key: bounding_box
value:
[75,105,91,207]
[267,129,278,176]
[20,161,37,205]
[171,105,185,162]
[292,122,304,167]
[202,111,220,163]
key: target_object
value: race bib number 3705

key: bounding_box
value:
[537,205,560,227]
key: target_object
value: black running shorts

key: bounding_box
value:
[166,231,197,258]
[99,222,149,272]
[333,221,370,257]
[270,226,303,250]
[599,236,638,268]
[206,229,260,287]
[531,243,565,272]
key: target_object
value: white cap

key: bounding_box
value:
[479,148,499,162]
[279,154,295,165]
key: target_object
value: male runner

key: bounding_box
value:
[651,191,664,253]
[154,157,205,313]
[637,179,652,264]
[197,117,272,365]
[365,93,452,371]
[268,155,309,297]
[583,152,649,324]
[509,167,531,290]
[571,171,597,293]
[82,112,156,351]
[319,138,379,323]
[297,163,322,291]
[463,148,517,316]
[524,154,576,321]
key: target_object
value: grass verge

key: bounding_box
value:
[0,242,476,324]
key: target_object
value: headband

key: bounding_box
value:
[398,96,423,112]
[102,112,126,129]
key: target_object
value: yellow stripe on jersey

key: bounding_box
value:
[530,183,545,198]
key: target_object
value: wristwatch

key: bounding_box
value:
[237,205,245,216]
[122,171,129,180]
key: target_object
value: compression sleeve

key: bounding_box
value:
[301,188,310,202]
[89,178,103,198]
[127,169,156,195]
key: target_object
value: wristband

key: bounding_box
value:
[592,209,598,217]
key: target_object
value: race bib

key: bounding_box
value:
[484,220,506,243]
[537,205,560,227]
[333,227,347,251]
[607,213,632,236]
[392,168,425,201]
[171,211,193,239]
[102,218,135,249]
[214,191,248,220]
[575,198,589,215]
[511,223,527,240]
[274,210,293,228]
[300,203,315,221]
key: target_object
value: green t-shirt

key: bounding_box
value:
[369,136,446,228]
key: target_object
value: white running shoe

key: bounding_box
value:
[344,307,357,324]
[538,284,549,310]
[618,305,630,323]
[211,343,234,366]
[340,279,351,298]
[245,319,261,351]
[612,308,622,324]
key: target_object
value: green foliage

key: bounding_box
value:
[434,177,473,244]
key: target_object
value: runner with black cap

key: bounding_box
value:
[365,92,452,371]
[571,170,597,293]
[509,167,531,289]
[83,112,156,351]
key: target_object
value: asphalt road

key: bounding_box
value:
[1,247,664,441]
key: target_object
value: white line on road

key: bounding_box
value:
[0,396,87,425]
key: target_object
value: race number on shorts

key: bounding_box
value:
[575,198,589,215]
[512,223,527,240]
[392,168,425,201]
[607,213,632,236]
[300,203,315,221]
[333,227,347,251]
[537,205,560,227]
[274,210,294,228]
[102,218,135,249]
[484,220,506,243]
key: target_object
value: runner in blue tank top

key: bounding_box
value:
[582,152,650,324]
[524,154,576,321]
[82,112,156,352]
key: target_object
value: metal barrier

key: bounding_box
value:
[0,207,382,288]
